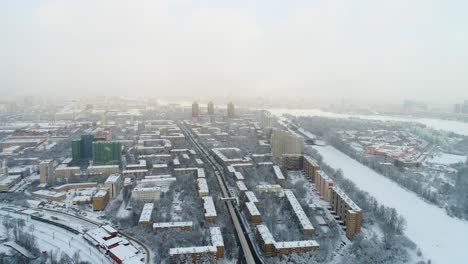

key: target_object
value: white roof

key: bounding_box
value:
[256,225,275,244]
[234,171,245,180]
[105,174,121,184]
[138,203,154,223]
[203,196,217,217]
[245,202,261,216]
[169,246,217,255]
[284,190,314,231]
[273,166,285,180]
[153,221,193,229]
[197,178,209,194]
[245,191,258,203]
[236,181,248,192]
[210,227,224,247]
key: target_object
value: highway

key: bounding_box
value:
[180,122,261,264]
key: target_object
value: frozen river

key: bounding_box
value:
[270,108,468,136]
[313,145,468,264]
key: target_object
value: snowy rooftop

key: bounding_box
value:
[256,184,282,193]
[197,168,205,178]
[274,240,319,249]
[210,227,224,247]
[227,166,236,173]
[94,189,108,198]
[245,202,261,216]
[245,191,258,203]
[139,203,154,223]
[284,190,314,231]
[32,189,65,198]
[133,186,161,192]
[108,243,143,264]
[203,196,217,217]
[105,174,121,184]
[256,225,275,244]
[141,177,176,187]
[169,246,217,255]
[152,164,168,168]
[234,171,245,180]
[303,155,320,167]
[273,166,285,180]
[236,181,248,192]
[197,178,209,194]
[153,221,193,229]
[88,165,119,169]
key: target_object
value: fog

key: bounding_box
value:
[1,0,467,103]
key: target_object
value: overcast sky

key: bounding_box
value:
[1,0,467,103]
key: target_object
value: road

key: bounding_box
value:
[180,122,259,264]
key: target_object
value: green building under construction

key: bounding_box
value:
[92,141,122,165]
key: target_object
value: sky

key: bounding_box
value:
[1,0,467,104]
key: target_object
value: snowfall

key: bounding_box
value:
[312,144,468,264]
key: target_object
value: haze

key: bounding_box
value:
[1,0,468,103]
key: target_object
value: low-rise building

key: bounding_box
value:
[32,190,66,202]
[245,202,261,225]
[153,222,193,231]
[256,184,282,194]
[138,203,154,225]
[132,186,161,202]
[92,188,109,211]
[104,174,122,199]
[88,165,120,175]
[256,225,319,257]
[54,165,81,180]
[284,190,315,235]
[197,178,209,197]
[203,196,217,223]
[0,175,21,192]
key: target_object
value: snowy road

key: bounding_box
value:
[313,145,468,264]
[0,210,112,264]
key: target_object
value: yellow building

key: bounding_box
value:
[92,188,109,211]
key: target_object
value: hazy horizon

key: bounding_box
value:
[1,0,468,104]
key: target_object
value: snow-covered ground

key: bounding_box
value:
[271,108,468,136]
[427,153,467,165]
[312,145,468,264]
[0,210,113,264]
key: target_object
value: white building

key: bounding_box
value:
[104,174,122,199]
[132,186,161,202]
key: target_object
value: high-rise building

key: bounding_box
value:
[192,101,199,118]
[81,134,94,160]
[227,102,235,118]
[463,100,468,114]
[92,141,122,165]
[71,140,82,161]
[271,129,304,159]
[207,101,214,115]
[72,134,95,161]
[39,160,53,184]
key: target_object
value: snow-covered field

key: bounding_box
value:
[0,210,113,264]
[427,153,467,165]
[271,108,468,136]
[313,145,468,264]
